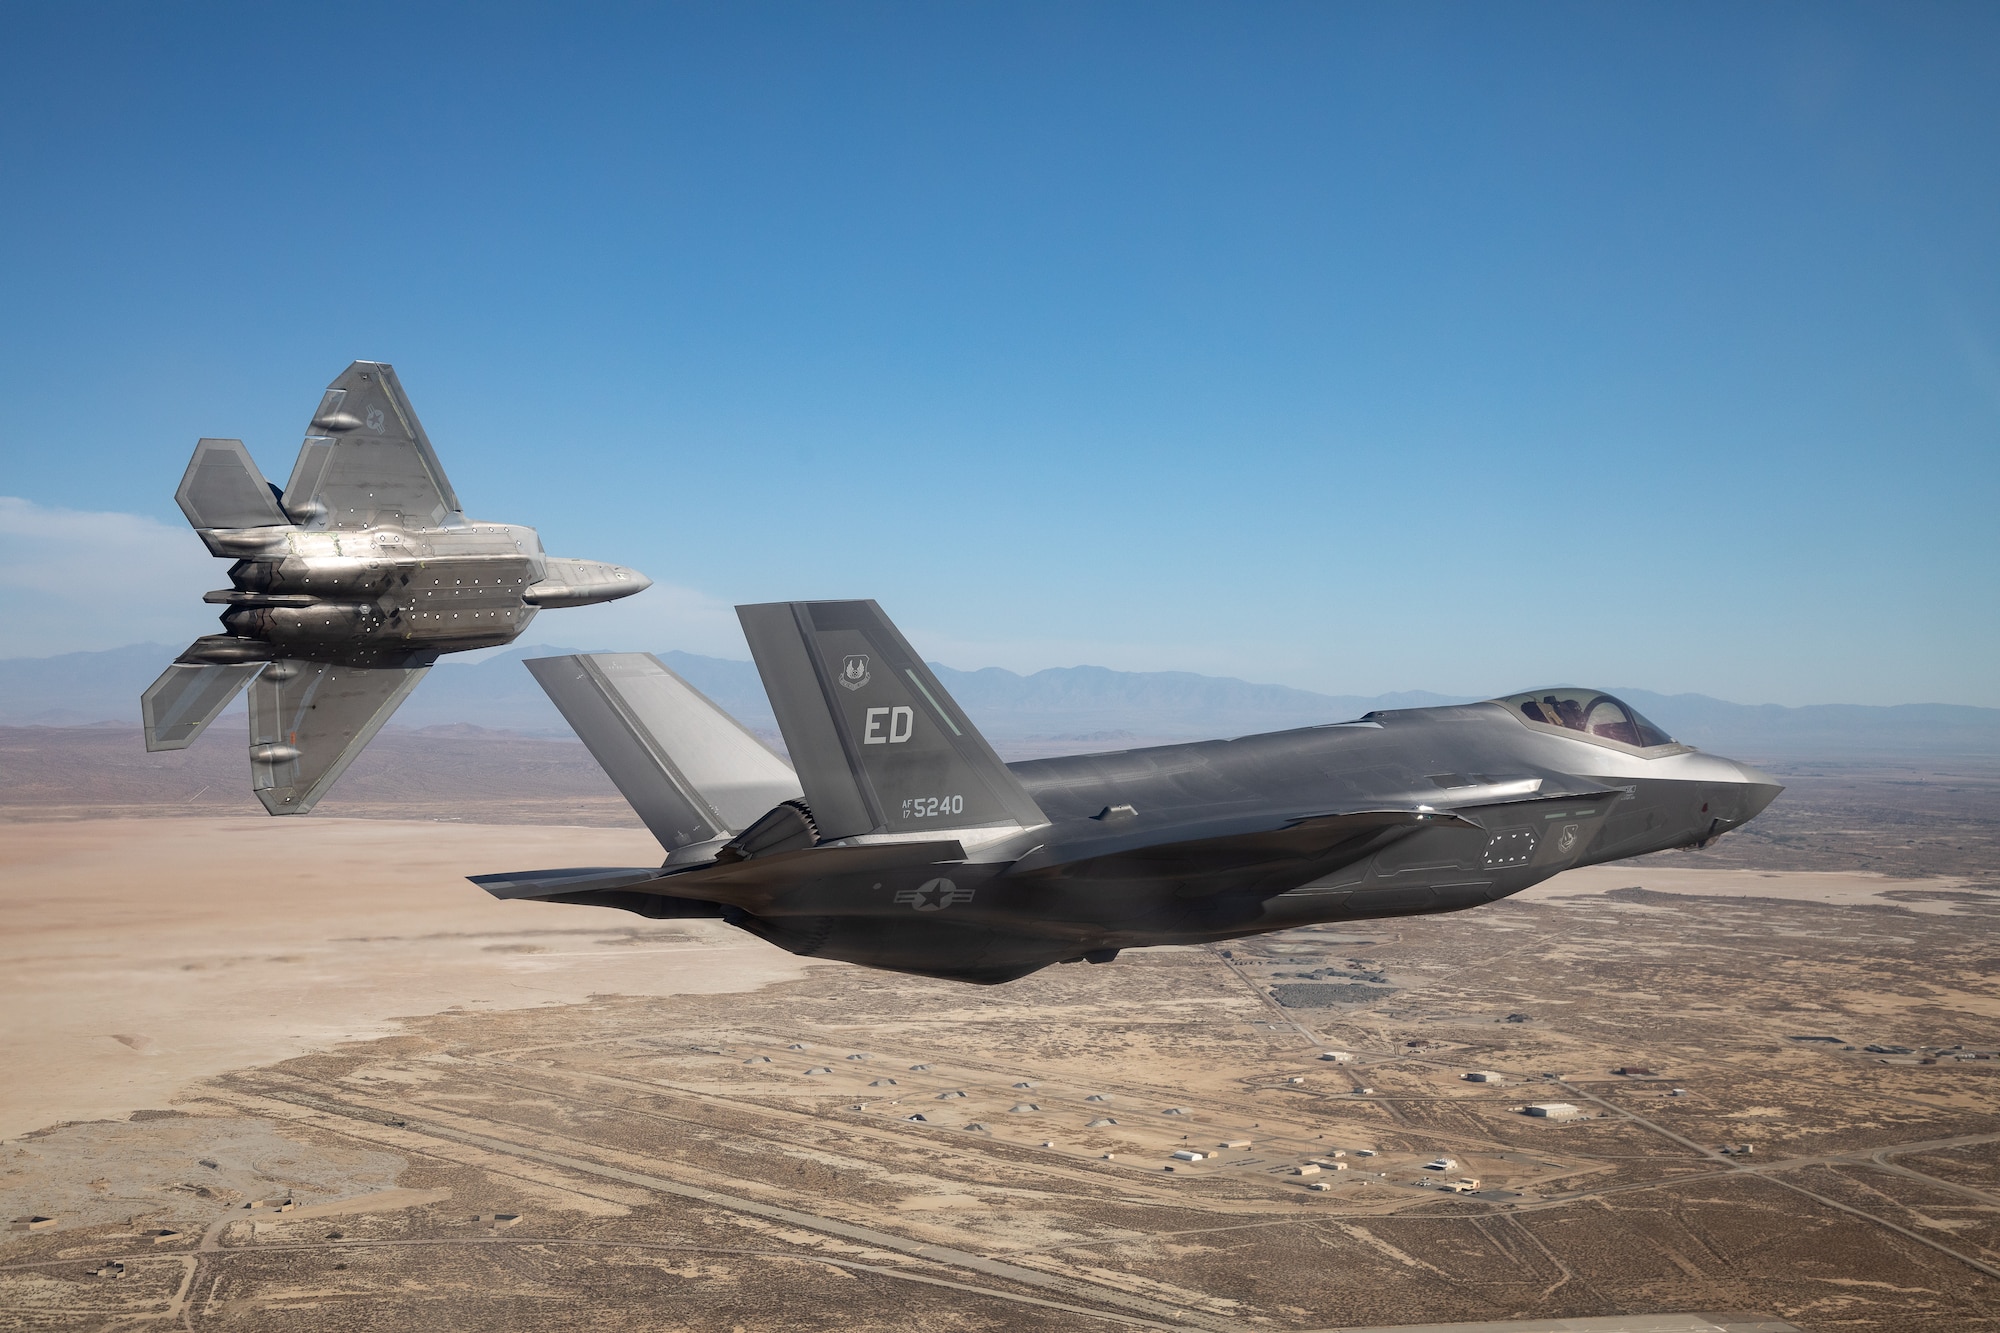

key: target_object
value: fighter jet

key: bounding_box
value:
[475,600,1782,984]
[141,360,650,813]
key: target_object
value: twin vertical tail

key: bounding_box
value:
[525,653,803,855]
[736,600,1046,841]
[474,652,808,906]
[477,605,1034,913]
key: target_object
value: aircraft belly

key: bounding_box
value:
[383,554,538,648]
[689,860,1093,984]
[733,912,1072,986]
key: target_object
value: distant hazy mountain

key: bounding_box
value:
[0,644,175,726]
[1613,689,2000,760]
[4,643,1996,761]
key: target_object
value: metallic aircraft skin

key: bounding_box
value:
[478,601,1781,985]
[141,360,650,814]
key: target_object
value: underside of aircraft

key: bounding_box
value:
[139,361,648,813]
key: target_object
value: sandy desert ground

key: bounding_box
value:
[2,733,1997,1330]
[0,818,810,1139]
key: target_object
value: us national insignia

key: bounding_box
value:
[838,654,871,691]
[894,878,975,912]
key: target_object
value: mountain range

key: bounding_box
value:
[3,642,1996,761]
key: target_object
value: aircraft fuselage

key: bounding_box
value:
[558,698,1780,984]
[185,521,632,667]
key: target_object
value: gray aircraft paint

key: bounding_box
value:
[140,360,650,814]
[527,652,801,853]
[478,601,1783,985]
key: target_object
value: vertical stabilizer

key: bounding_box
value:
[735,600,1046,841]
[526,653,802,851]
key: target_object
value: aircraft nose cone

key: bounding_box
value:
[524,559,652,608]
[1734,762,1784,818]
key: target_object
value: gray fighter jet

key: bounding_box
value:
[475,600,1782,985]
[141,360,650,813]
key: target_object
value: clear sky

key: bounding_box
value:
[2,2,1995,706]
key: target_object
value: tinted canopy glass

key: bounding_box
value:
[1493,688,1675,748]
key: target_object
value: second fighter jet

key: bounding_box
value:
[141,360,649,813]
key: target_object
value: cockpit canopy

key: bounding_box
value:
[1492,688,1676,749]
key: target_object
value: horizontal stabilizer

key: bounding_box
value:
[469,866,728,923]
[248,659,431,813]
[141,661,262,751]
[176,439,288,530]
[736,600,1046,840]
[526,653,802,851]
[471,865,672,901]
[475,839,968,919]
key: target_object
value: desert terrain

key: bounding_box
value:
[2,728,1997,1330]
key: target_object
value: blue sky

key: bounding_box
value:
[1,2,1995,705]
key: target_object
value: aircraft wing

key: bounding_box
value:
[280,361,463,530]
[1012,786,1624,892]
[248,659,431,813]
[1011,807,1469,883]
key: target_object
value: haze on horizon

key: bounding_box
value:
[1,3,1994,710]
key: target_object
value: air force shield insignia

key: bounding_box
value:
[839,654,871,691]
